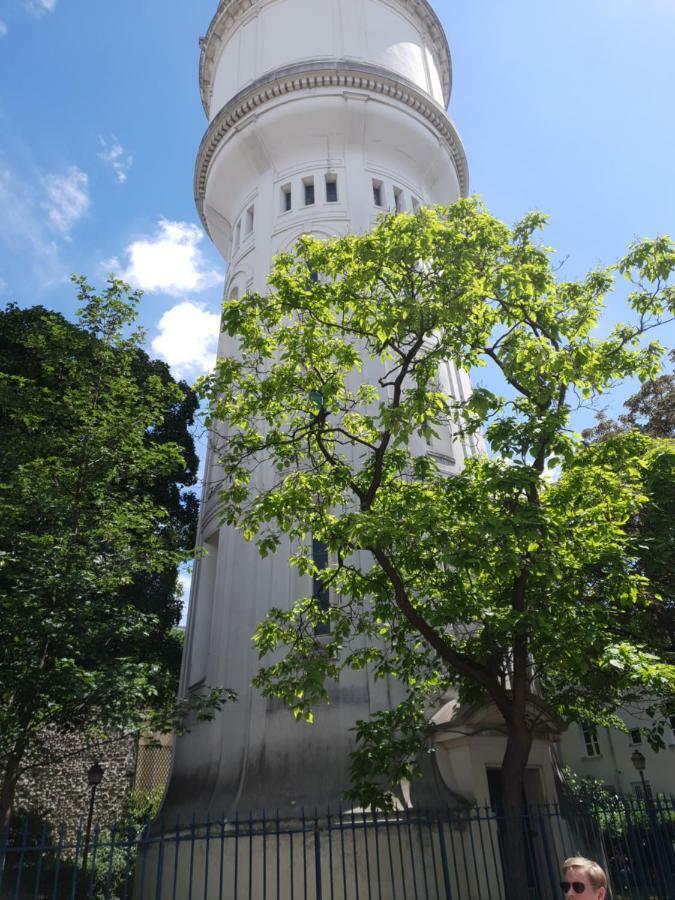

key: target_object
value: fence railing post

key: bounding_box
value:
[436,815,453,900]
[1,794,674,899]
[314,811,323,900]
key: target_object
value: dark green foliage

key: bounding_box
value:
[0,277,221,828]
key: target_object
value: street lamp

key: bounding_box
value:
[629,748,667,895]
[80,762,104,898]
[630,749,648,799]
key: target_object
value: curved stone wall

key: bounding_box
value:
[201,0,451,118]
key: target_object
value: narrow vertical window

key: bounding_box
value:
[581,726,601,757]
[629,729,642,745]
[325,175,338,203]
[281,184,292,212]
[245,205,254,234]
[312,538,330,635]
[372,180,383,207]
[304,177,315,206]
[411,196,421,213]
[393,187,404,212]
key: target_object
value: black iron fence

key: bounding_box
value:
[1,795,674,899]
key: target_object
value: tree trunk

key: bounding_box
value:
[0,747,24,837]
[500,724,533,900]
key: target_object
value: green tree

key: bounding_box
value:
[584,350,674,442]
[0,277,228,832]
[584,355,675,706]
[200,200,674,890]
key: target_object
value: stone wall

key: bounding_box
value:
[13,730,172,837]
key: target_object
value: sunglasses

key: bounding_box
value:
[560,883,587,895]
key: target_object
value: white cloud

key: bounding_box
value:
[98,135,133,184]
[24,0,57,17]
[151,301,220,378]
[110,218,222,296]
[0,20,8,37]
[42,166,90,237]
[0,165,63,285]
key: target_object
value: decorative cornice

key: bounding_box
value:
[194,61,469,236]
[198,0,452,116]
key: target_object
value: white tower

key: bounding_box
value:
[162,0,471,823]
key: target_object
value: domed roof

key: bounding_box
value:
[198,0,453,116]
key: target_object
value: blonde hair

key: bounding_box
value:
[562,857,607,889]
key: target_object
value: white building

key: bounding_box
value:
[161,0,486,824]
[558,711,675,799]
[163,0,673,834]
[142,5,675,898]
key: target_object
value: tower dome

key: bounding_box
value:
[199,0,454,118]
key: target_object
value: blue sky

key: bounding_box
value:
[1,0,672,378]
[1,1,673,606]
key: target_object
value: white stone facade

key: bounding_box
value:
[162,0,475,823]
[558,711,675,799]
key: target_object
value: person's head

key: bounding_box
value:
[560,857,607,898]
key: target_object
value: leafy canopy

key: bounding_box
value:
[201,199,674,807]
[0,278,229,801]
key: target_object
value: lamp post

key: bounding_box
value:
[80,762,104,899]
[630,749,648,801]
[629,748,669,897]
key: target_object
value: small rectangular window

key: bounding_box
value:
[411,196,421,212]
[281,184,292,212]
[234,221,241,250]
[245,205,254,234]
[582,726,601,757]
[372,180,383,207]
[629,729,642,745]
[304,177,315,206]
[393,186,404,213]
[312,538,330,635]
[325,175,338,203]
[669,714,675,732]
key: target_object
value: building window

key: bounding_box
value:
[411,196,421,212]
[234,220,241,251]
[669,714,675,732]
[325,175,338,203]
[281,183,292,212]
[245,205,254,234]
[629,729,642,745]
[304,177,315,206]
[582,726,601,757]
[312,538,330,635]
[393,186,404,212]
[372,180,383,207]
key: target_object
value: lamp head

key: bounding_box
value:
[630,749,646,772]
[87,762,104,786]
